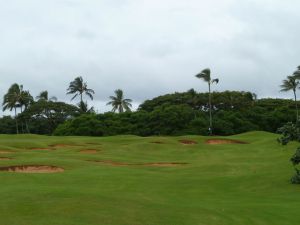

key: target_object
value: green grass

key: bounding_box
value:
[0,131,299,225]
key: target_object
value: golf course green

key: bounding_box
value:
[0,131,299,225]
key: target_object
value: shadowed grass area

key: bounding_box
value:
[0,131,299,225]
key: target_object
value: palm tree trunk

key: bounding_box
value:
[26,121,30,133]
[208,83,212,135]
[14,107,19,134]
[294,90,299,121]
[20,106,24,133]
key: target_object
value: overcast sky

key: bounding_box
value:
[1,0,300,115]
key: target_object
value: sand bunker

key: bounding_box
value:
[0,165,64,173]
[142,162,188,167]
[0,157,12,161]
[150,141,165,144]
[49,144,83,148]
[179,140,197,145]
[90,160,187,167]
[80,149,98,154]
[0,151,12,154]
[206,139,248,145]
[30,148,54,150]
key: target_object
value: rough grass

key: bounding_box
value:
[0,131,299,225]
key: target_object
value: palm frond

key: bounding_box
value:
[85,92,94,100]
[212,78,219,84]
[107,89,132,113]
[71,93,79,101]
[280,77,297,92]
[195,68,211,82]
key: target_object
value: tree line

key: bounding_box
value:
[1,76,132,134]
[1,66,300,136]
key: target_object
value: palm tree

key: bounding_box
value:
[280,75,299,121]
[36,90,57,102]
[19,88,34,112]
[2,84,22,134]
[107,89,132,113]
[195,68,219,135]
[19,89,34,133]
[67,76,95,103]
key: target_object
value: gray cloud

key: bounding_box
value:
[1,0,300,115]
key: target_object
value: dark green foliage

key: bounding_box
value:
[1,90,300,136]
[290,171,300,184]
[291,147,300,166]
[0,116,16,134]
[277,122,300,145]
[55,105,198,136]
[139,90,255,112]
[278,122,300,184]
[147,104,195,135]
[19,101,79,134]
[54,114,104,136]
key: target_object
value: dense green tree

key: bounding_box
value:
[20,101,79,134]
[278,121,300,183]
[0,116,16,134]
[107,89,132,113]
[54,114,104,136]
[195,68,219,135]
[139,90,254,112]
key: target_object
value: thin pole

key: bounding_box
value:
[208,82,212,135]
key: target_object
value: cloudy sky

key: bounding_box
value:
[0,0,300,115]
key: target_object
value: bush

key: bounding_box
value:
[54,114,104,136]
[278,122,300,184]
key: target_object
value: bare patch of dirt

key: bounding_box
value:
[29,148,54,151]
[179,140,197,145]
[205,139,248,145]
[150,141,165,144]
[49,144,83,148]
[0,151,12,154]
[142,162,188,167]
[89,160,187,167]
[0,165,64,173]
[0,157,12,160]
[80,149,98,154]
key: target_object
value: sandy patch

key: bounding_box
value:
[206,139,248,144]
[49,144,83,148]
[150,141,165,144]
[0,151,12,154]
[0,165,64,173]
[90,160,187,167]
[179,140,197,145]
[30,148,54,151]
[142,162,188,167]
